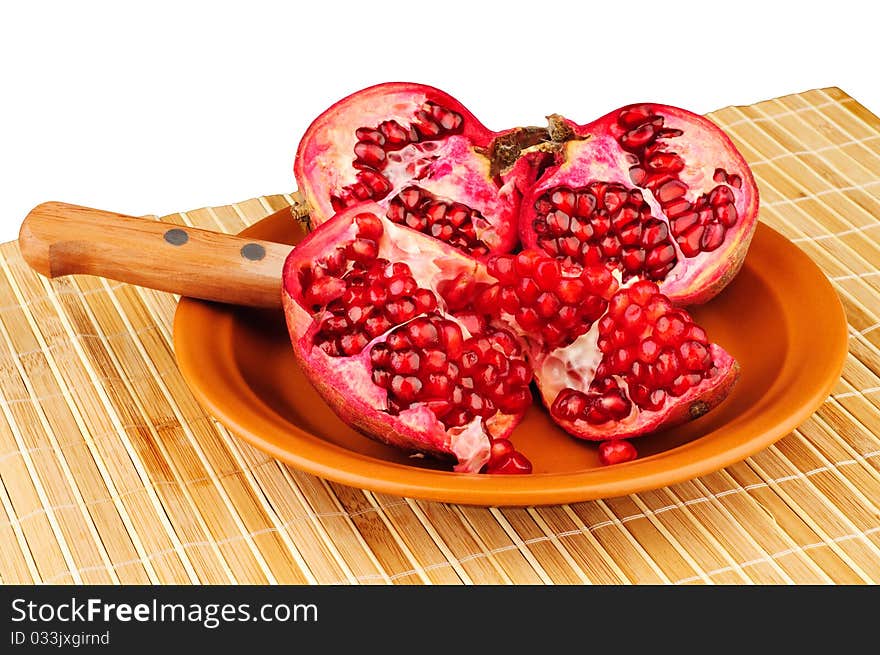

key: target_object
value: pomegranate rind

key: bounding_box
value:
[520,103,759,306]
[294,82,521,254]
[281,202,526,472]
[539,345,740,441]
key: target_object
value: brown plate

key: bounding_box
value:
[173,213,849,506]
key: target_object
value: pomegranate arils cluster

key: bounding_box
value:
[532,182,678,281]
[552,280,717,426]
[613,107,741,258]
[482,251,617,348]
[387,186,490,256]
[332,100,464,211]
[370,318,532,429]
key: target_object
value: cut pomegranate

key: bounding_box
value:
[295,82,547,258]
[281,202,533,473]
[482,251,739,441]
[520,104,759,305]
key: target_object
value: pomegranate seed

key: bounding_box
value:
[514,250,544,276]
[728,174,742,189]
[423,373,451,397]
[406,318,439,348]
[679,341,710,371]
[514,307,542,331]
[339,332,368,356]
[638,338,662,363]
[389,350,420,374]
[305,276,346,308]
[621,248,645,272]
[713,168,728,183]
[322,315,349,334]
[684,325,708,344]
[391,375,422,402]
[364,315,391,338]
[447,204,469,227]
[516,277,541,303]
[709,185,735,207]
[534,259,561,290]
[371,368,391,388]
[354,213,384,240]
[677,224,705,257]
[654,349,681,386]
[412,288,437,313]
[648,152,685,173]
[488,438,515,465]
[411,110,441,138]
[316,337,341,356]
[655,315,686,344]
[556,278,585,304]
[715,202,738,227]
[507,361,531,387]
[598,391,631,420]
[421,348,447,372]
[656,179,688,204]
[550,188,576,214]
[545,210,570,235]
[552,389,588,420]
[618,105,654,128]
[486,451,533,474]
[385,298,416,323]
[378,120,410,147]
[701,223,726,251]
[488,255,517,284]
[620,123,657,150]
[345,238,378,264]
[620,304,645,331]
[535,292,561,319]
[439,321,463,355]
[598,440,638,466]
[354,141,386,168]
[438,272,475,310]
[386,331,410,351]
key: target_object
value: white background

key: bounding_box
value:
[1,0,877,242]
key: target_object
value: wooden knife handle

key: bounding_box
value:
[18,201,293,308]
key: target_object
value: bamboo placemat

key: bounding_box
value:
[1,87,879,585]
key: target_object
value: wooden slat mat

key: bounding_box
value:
[1,87,879,585]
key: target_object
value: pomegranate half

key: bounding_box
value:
[294,82,545,257]
[281,202,533,473]
[520,104,759,305]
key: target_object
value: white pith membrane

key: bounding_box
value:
[524,105,758,305]
[282,208,526,473]
[296,88,519,253]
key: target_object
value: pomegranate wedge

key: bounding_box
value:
[481,252,740,441]
[281,202,533,473]
[521,104,759,305]
[295,82,546,258]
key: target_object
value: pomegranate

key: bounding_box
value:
[280,202,533,473]
[480,251,739,442]
[294,82,547,257]
[520,104,759,305]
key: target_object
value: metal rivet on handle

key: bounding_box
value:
[240,243,266,261]
[164,228,189,246]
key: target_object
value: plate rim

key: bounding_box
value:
[172,219,849,506]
